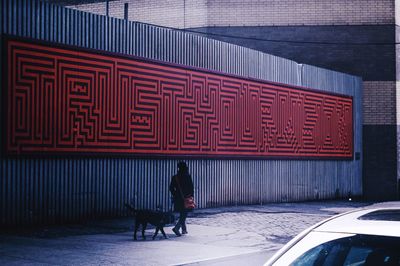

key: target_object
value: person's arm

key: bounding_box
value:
[169,177,177,197]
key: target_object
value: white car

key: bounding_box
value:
[265,205,400,266]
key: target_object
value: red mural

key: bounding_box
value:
[5,38,353,158]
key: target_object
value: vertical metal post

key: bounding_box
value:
[124,3,128,20]
[106,0,109,17]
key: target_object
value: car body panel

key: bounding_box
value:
[264,205,400,266]
[315,208,400,237]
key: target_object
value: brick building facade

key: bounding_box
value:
[48,0,398,200]
[65,0,394,27]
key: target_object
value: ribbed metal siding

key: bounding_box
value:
[301,65,363,197]
[0,0,362,226]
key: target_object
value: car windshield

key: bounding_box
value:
[291,234,400,266]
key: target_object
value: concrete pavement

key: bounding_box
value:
[0,201,374,265]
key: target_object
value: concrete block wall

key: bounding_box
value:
[363,81,396,125]
[67,0,207,28]
[396,2,400,197]
[189,25,395,81]
[65,0,394,28]
[362,79,397,200]
[206,0,394,26]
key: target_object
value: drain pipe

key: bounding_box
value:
[124,3,129,20]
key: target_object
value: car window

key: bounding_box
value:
[291,245,325,265]
[289,234,400,266]
[343,247,371,265]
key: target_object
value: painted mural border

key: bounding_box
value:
[2,34,354,160]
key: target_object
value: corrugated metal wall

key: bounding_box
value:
[0,0,362,226]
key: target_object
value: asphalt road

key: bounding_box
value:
[0,201,371,265]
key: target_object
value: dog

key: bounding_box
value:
[125,203,175,240]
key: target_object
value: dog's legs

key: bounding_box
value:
[160,227,168,239]
[134,221,140,240]
[152,227,160,240]
[142,222,147,240]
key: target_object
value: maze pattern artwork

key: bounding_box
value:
[5,38,353,158]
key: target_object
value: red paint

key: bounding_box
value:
[6,38,353,158]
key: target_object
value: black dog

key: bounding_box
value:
[125,203,175,240]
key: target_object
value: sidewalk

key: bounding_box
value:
[0,201,374,266]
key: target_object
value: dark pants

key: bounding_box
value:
[174,210,188,232]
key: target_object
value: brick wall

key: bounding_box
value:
[206,0,394,27]
[395,0,400,195]
[363,124,398,200]
[397,82,400,123]
[67,0,394,28]
[363,81,396,125]
[69,1,106,15]
[67,0,207,28]
[397,0,400,26]
[193,25,395,81]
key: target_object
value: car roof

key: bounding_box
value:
[314,206,400,237]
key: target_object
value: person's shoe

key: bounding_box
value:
[182,230,188,235]
[172,227,181,236]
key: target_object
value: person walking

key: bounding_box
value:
[169,161,194,236]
